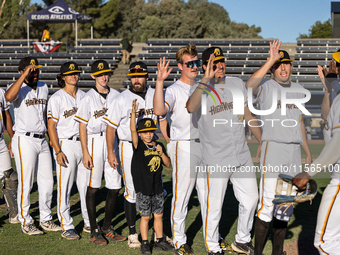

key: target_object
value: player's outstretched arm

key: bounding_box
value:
[300,119,312,165]
[79,122,93,170]
[156,144,171,167]
[246,39,283,95]
[48,118,68,167]
[130,99,139,149]
[106,125,118,169]
[154,58,171,116]
[187,53,217,113]
[5,65,36,102]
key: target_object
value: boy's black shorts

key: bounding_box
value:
[136,192,164,217]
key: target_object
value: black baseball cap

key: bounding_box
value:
[60,61,82,75]
[91,60,111,76]
[127,61,148,76]
[275,50,292,64]
[18,56,42,71]
[137,118,157,132]
[202,47,228,64]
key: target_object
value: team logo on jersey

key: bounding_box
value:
[93,108,108,119]
[30,59,36,65]
[25,98,47,107]
[198,82,223,107]
[97,63,104,70]
[69,64,75,71]
[132,108,155,118]
[145,120,151,127]
[63,107,78,119]
[148,156,161,172]
[214,48,221,56]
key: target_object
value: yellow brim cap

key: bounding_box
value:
[332,52,340,63]
[92,69,112,76]
[127,72,148,76]
[62,70,82,75]
[137,128,158,132]
[206,56,228,62]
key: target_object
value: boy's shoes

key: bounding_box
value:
[231,241,254,255]
[151,228,173,245]
[40,220,63,232]
[61,229,80,240]
[153,239,175,252]
[101,225,127,241]
[141,241,151,255]
[174,244,194,255]
[128,233,141,248]
[219,238,234,253]
[90,229,107,245]
[21,223,43,235]
[9,214,20,224]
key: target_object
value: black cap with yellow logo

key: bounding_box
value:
[18,56,43,71]
[91,59,111,76]
[202,47,228,64]
[60,61,82,75]
[275,50,292,64]
[137,118,158,132]
[127,61,148,76]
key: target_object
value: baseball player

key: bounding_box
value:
[0,88,19,224]
[47,61,89,240]
[153,44,207,255]
[74,60,126,245]
[187,47,262,255]
[245,39,312,255]
[103,61,169,249]
[293,51,340,255]
[5,56,62,235]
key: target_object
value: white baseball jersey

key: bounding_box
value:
[8,81,48,134]
[198,77,251,167]
[255,79,304,144]
[47,89,86,138]
[0,88,9,134]
[74,88,120,134]
[103,87,159,140]
[164,80,199,140]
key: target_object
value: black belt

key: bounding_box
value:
[68,136,80,141]
[25,132,45,139]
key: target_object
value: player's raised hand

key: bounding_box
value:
[57,151,68,167]
[269,39,283,61]
[318,65,332,91]
[132,99,139,113]
[108,151,118,169]
[82,152,93,170]
[157,57,173,82]
[329,59,337,74]
[203,53,218,79]
[23,65,36,77]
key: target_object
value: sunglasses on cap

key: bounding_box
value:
[129,68,147,74]
[180,59,201,69]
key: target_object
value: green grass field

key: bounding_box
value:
[0,136,329,255]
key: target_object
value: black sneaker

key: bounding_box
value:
[175,244,194,255]
[153,239,175,252]
[141,241,151,255]
[231,241,254,255]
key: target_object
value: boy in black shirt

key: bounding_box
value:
[130,99,174,254]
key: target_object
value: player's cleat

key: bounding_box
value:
[9,214,20,224]
[153,239,175,252]
[40,220,62,232]
[101,225,127,241]
[141,241,151,255]
[61,229,80,240]
[219,238,233,253]
[21,223,44,235]
[151,228,174,245]
[231,241,254,255]
[174,244,194,255]
[128,233,141,248]
[90,229,107,245]
[83,223,91,233]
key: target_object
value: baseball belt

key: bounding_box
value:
[25,132,45,139]
[68,136,80,141]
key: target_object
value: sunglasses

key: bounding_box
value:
[129,68,147,74]
[180,59,201,69]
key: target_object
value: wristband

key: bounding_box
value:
[55,150,63,156]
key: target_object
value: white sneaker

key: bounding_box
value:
[22,223,43,235]
[40,220,62,232]
[9,215,20,224]
[128,233,141,248]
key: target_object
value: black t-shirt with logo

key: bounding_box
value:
[131,138,167,195]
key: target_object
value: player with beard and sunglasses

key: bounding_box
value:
[5,57,61,235]
[103,61,170,249]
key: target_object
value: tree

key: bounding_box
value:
[299,19,332,38]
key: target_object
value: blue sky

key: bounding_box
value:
[31,0,333,43]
